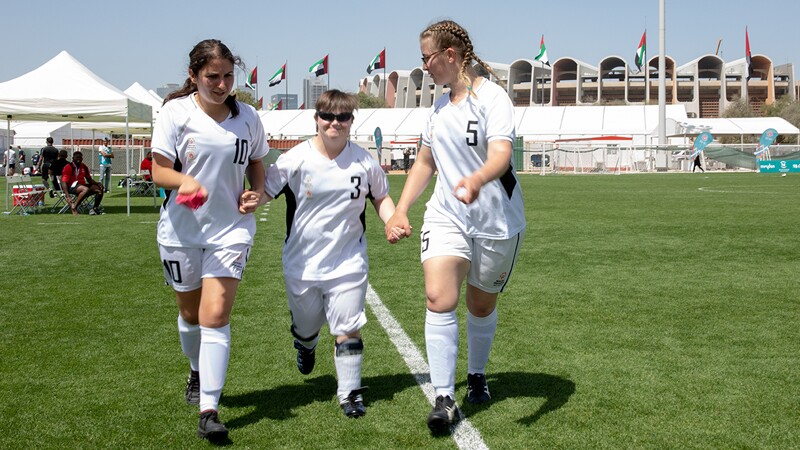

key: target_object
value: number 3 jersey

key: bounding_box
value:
[423,79,526,239]
[265,140,389,281]
[152,94,268,248]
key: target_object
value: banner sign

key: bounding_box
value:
[690,132,714,158]
[758,160,800,173]
[754,128,778,156]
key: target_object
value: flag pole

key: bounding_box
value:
[383,48,386,106]
[285,60,288,109]
[255,57,259,109]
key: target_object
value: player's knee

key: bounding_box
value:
[290,324,319,343]
[335,338,363,357]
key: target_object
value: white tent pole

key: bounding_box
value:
[5,116,10,212]
[126,114,130,216]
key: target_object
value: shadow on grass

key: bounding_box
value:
[458,371,575,426]
[222,372,419,430]
[95,204,161,215]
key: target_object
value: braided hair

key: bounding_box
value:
[164,39,243,118]
[420,20,500,96]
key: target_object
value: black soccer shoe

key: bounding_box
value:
[465,373,491,404]
[427,395,460,434]
[294,340,316,375]
[185,370,200,405]
[340,387,368,418]
[197,410,228,442]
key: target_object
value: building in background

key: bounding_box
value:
[270,94,298,110]
[359,55,796,118]
[303,77,327,110]
[156,83,180,99]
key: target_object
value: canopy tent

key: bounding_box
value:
[516,104,689,144]
[0,51,151,123]
[10,121,106,148]
[0,50,153,214]
[125,82,163,113]
[63,84,160,135]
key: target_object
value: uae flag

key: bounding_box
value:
[745,27,753,80]
[257,97,263,110]
[270,100,282,111]
[269,64,286,87]
[309,55,328,77]
[634,31,646,72]
[299,102,305,110]
[534,35,550,66]
[367,49,385,74]
[246,67,257,90]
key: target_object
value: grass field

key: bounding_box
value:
[1,172,798,449]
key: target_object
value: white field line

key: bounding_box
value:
[366,284,489,450]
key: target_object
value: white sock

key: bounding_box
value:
[334,339,363,403]
[177,315,200,371]
[467,309,498,375]
[199,324,230,412]
[425,309,458,399]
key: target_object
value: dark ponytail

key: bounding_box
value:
[163,39,243,118]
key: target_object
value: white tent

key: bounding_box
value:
[0,51,151,123]
[0,50,153,214]
[125,82,162,112]
[11,121,106,148]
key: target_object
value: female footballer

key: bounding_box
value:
[151,39,268,442]
[385,19,527,433]
[260,89,401,419]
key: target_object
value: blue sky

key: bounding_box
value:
[3,0,798,104]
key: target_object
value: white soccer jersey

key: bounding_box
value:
[152,94,269,248]
[422,79,526,239]
[265,140,389,281]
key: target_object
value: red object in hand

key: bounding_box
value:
[176,192,207,210]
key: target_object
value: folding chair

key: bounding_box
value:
[138,170,155,196]
[53,182,94,214]
[9,175,43,215]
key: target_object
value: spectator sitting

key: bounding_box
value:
[140,151,153,181]
[61,151,104,216]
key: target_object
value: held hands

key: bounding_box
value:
[239,190,264,214]
[384,212,412,244]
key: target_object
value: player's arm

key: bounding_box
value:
[151,153,205,197]
[385,144,436,239]
[371,195,396,224]
[240,159,271,213]
[454,138,512,204]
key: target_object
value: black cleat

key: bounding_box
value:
[294,340,316,375]
[427,395,460,434]
[340,387,368,418]
[185,370,200,405]
[465,373,491,404]
[197,410,228,442]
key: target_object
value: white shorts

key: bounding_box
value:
[420,212,524,293]
[285,273,368,339]
[159,244,251,292]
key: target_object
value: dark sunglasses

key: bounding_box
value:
[317,111,354,122]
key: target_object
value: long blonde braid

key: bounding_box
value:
[420,20,500,97]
